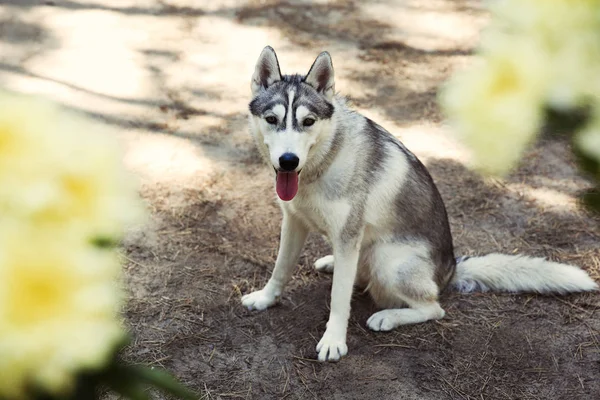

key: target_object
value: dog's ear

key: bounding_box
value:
[251,46,282,96]
[305,51,335,100]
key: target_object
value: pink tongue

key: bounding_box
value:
[276,171,299,201]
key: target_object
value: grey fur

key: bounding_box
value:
[337,120,392,244]
[245,47,457,361]
[250,72,456,287]
[249,75,334,131]
[340,202,365,244]
[305,52,335,96]
[393,159,456,289]
[360,118,456,289]
[244,47,598,363]
[251,46,282,95]
[251,73,456,284]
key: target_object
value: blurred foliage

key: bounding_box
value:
[440,0,600,215]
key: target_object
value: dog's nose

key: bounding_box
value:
[279,153,299,171]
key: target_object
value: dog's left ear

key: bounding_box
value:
[305,52,335,100]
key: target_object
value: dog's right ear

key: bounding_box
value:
[251,46,282,96]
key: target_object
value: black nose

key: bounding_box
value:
[279,153,299,171]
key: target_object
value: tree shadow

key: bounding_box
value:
[2,0,206,17]
[231,0,477,125]
[4,0,480,127]
[0,56,261,169]
[0,11,60,62]
[0,14,48,44]
[368,40,473,56]
[428,157,599,253]
[0,62,162,107]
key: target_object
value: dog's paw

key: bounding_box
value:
[367,310,399,331]
[314,255,334,273]
[316,330,348,362]
[241,289,278,311]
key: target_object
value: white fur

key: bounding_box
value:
[367,242,432,291]
[247,94,598,362]
[244,48,599,364]
[363,149,410,238]
[241,213,309,309]
[270,104,285,122]
[255,89,323,172]
[286,90,295,132]
[452,253,599,294]
[367,303,445,331]
[248,95,442,361]
[314,255,334,273]
[316,241,359,361]
[295,105,311,122]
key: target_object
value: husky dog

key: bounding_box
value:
[241,46,598,362]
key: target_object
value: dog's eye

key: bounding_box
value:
[303,118,315,127]
[265,116,277,125]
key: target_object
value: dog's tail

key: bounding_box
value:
[451,254,598,294]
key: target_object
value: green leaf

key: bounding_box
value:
[100,363,150,400]
[130,366,199,400]
[100,361,198,400]
[581,187,600,215]
[572,130,600,216]
[66,373,102,400]
[91,236,120,249]
[107,381,151,400]
[543,105,591,138]
[573,146,600,178]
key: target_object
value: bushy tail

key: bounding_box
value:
[451,253,598,294]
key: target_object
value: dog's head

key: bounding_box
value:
[248,46,335,201]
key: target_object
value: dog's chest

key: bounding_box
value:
[284,189,351,238]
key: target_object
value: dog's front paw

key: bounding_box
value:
[241,289,278,311]
[316,330,348,362]
[314,255,334,273]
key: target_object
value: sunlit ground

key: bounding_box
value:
[1,0,575,211]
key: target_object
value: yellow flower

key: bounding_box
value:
[489,0,600,35]
[486,0,600,109]
[545,31,600,109]
[0,90,145,397]
[440,39,548,175]
[0,91,143,238]
[443,0,600,185]
[0,226,124,397]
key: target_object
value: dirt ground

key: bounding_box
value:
[2,0,600,399]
